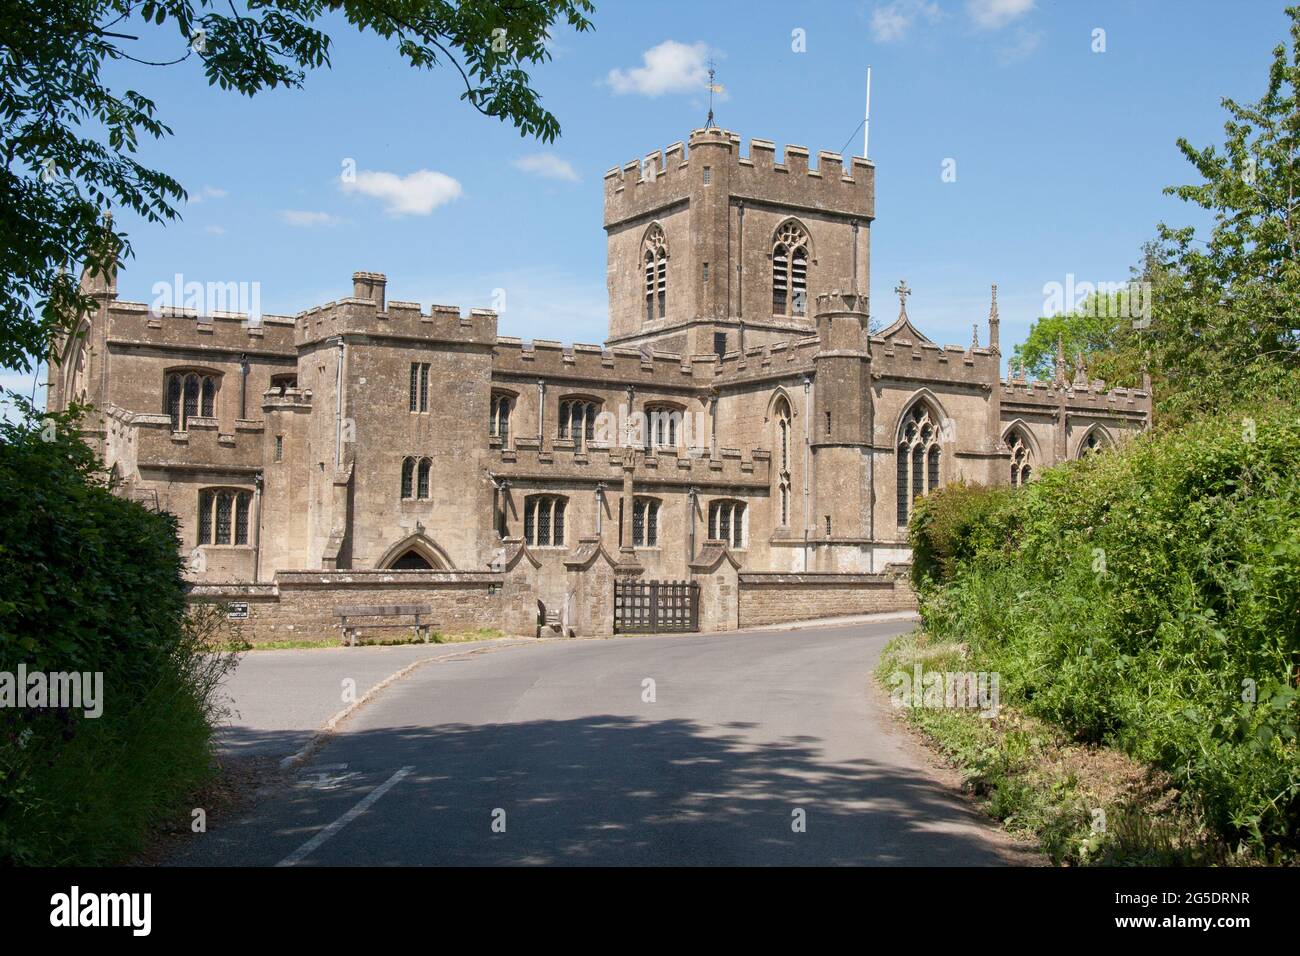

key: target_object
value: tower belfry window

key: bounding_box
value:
[642,225,668,323]
[772,221,811,318]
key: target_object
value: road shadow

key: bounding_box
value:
[172,713,1030,866]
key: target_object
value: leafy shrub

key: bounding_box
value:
[909,481,1015,593]
[0,400,230,864]
[913,401,1300,854]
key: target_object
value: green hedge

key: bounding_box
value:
[0,403,227,864]
[910,402,1300,853]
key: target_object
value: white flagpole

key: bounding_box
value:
[864,67,872,159]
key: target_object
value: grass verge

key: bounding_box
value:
[875,628,1269,866]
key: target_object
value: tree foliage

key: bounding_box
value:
[0,0,595,374]
[1013,7,1300,422]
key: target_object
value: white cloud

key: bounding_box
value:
[967,0,1036,30]
[607,40,713,97]
[187,185,228,205]
[340,169,462,216]
[279,210,342,228]
[871,1,941,42]
[512,153,581,183]
[203,225,226,235]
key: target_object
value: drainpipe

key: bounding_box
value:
[736,201,744,320]
[595,482,605,536]
[239,353,249,419]
[803,375,812,572]
[687,485,698,562]
[252,472,263,581]
[536,379,545,444]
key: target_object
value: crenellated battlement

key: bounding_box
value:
[1000,376,1152,411]
[101,300,297,356]
[712,335,820,383]
[603,127,874,228]
[492,336,716,389]
[491,440,771,491]
[294,292,497,349]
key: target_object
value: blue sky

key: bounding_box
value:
[11,0,1293,399]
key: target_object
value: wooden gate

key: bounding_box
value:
[613,579,699,634]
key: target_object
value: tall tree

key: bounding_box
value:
[1145,4,1300,423]
[0,0,595,376]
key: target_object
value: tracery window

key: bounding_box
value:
[1009,431,1032,487]
[772,220,810,317]
[1079,430,1110,458]
[643,225,668,323]
[774,398,792,527]
[897,403,943,525]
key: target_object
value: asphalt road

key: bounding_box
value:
[174,619,1031,866]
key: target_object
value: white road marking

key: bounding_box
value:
[276,766,415,867]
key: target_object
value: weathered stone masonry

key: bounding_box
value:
[50,127,1151,642]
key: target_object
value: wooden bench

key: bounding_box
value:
[335,604,433,646]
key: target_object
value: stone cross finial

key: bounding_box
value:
[894,280,911,317]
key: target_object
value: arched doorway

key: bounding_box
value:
[390,549,435,570]
[376,532,453,571]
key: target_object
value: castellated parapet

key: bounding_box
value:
[603,128,874,226]
[294,285,498,349]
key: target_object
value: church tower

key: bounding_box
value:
[602,128,875,355]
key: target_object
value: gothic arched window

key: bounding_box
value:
[772,220,810,317]
[400,457,415,499]
[643,225,668,323]
[417,458,432,499]
[490,392,512,442]
[1009,431,1032,487]
[896,402,943,526]
[1079,429,1111,458]
[774,397,792,527]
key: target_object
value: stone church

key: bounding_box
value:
[49,126,1152,636]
